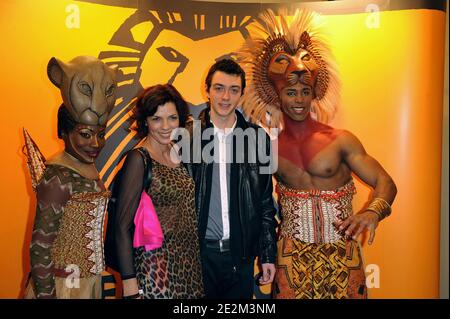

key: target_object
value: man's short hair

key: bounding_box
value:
[205,59,246,94]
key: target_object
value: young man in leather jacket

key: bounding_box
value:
[186,59,278,298]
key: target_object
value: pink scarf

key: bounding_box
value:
[133,190,164,251]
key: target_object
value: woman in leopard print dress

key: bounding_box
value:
[106,84,204,299]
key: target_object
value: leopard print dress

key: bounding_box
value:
[134,160,204,298]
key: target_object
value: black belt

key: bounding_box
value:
[205,239,230,253]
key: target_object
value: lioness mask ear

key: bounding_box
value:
[47,57,67,89]
[108,64,119,76]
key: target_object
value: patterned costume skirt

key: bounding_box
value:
[24,275,102,299]
[273,237,367,299]
[273,180,367,299]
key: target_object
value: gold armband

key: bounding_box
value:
[366,198,392,221]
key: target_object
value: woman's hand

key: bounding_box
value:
[122,278,142,299]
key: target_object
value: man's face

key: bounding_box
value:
[206,71,242,121]
[279,82,313,122]
[63,124,106,164]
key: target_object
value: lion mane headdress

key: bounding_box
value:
[236,9,340,128]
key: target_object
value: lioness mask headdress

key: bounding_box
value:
[47,55,118,126]
[22,56,118,190]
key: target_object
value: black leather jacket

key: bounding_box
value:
[186,109,277,264]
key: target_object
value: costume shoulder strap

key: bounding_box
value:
[23,128,46,191]
[136,147,153,191]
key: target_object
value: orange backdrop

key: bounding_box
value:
[0,0,446,298]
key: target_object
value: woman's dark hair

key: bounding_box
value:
[57,105,77,139]
[131,84,189,139]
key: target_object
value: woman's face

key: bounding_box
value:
[63,124,106,164]
[146,102,180,145]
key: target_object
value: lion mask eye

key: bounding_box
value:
[78,81,92,96]
[300,51,311,61]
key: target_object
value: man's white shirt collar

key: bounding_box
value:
[211,115,237,138]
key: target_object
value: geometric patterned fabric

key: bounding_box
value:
[274,237,367,299]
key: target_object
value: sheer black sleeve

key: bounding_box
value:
[112,149,145,279]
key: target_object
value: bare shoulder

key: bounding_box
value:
[46,152,99,180]
[313,122,340,139]
[45,151,65,166]
[334,129,360,143]
[336,129,366,155]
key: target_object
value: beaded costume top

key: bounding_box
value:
[276,180,355,244]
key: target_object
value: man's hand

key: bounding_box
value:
[260,263,276,285]
[334,211,379,245]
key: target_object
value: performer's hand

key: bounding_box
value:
[334,211,379,245]
[260,263,276,285]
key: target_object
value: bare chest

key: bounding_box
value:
[277,132,348,187]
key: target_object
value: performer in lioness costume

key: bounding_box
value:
[24,56,117,299]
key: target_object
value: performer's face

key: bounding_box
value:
[64,124,106,164]
[206,71,242,121]
[279,82,313,122]
[146,102,180,146]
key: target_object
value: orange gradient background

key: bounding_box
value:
[0,0,446,298]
